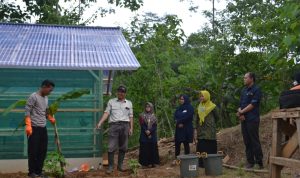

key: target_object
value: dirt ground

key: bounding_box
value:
[1,112,300,178]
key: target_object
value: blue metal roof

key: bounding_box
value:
[0,23,140,70]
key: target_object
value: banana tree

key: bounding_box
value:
[2,88,90,177]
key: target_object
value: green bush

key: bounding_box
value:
[128,159,140,176]
[44,151,67,178]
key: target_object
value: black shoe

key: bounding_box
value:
[106,168,113,174]
[107,152,114,174]
[36,173,48,178]
[28,173,37,178]
[245,163,254,169]
[258,164,264,170]
[117,151,125,172]
[118,165,127,172]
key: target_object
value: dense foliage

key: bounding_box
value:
[114,0,300,143]
[1,0,300,147]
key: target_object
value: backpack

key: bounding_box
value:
[279,89,300,109]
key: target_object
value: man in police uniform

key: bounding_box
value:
[97,85,133,174]
[236,72,263,169]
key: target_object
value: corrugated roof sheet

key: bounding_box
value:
[0,23,140,70]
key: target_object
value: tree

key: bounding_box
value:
[0,0,144,24]
[115,13,185,139]
[277,1,300,62]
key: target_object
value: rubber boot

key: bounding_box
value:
[106,152,114,174]
[117,151,126,172]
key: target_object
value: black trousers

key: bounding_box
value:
[28,126,48,175]
[196,139,217,167]
[175,141,190,157]
[241,121,263,165]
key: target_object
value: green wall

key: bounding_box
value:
[0,69,105,159]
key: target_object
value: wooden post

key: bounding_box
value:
[297,120,300,149]
[98,70,103,157]
[270,118,282,178]
[270,108,300,178]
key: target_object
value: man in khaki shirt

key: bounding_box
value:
[97,85,133,174]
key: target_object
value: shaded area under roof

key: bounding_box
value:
[0,23,140,70]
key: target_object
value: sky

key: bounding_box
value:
[83,0,228,36]
[11,0,227,36]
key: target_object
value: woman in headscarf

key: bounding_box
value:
[138,102,160,168]
[174,94,194,159]
[194,90,219,167]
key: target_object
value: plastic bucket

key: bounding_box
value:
[177,154,199,178]
[203,153,223,176]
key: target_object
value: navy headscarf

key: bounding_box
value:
[174,94,194,143]
[174,94,194,123]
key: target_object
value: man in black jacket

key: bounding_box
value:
[236,72,263,169]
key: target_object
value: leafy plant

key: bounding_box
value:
[1,88,90,176]
[44,151,67,178]
[236,161,245,176]
[2,88,90,131]
[2,100,26,116]
[48,88,90,115]
[128,159,140,176]
[1,99,27,133]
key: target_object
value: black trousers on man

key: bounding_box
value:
[28,126,48,175]
[175,141,190,157]
[241,121,263,165]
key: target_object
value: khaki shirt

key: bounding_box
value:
[104,98,133,123]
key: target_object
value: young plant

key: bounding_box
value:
[2,88,90,176]
[128,159,140,176]
[44,151,67,178]
[2,88,90,131]
[237,161,246,177]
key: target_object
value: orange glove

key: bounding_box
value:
[47,115,56,125]
[25,116,32,136]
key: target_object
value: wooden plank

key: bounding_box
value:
[286,112,300,118]
[272,111,300,119]
[273,107,300,112]
[223,164,268,173]
[270,119,283,178]
[0,108,102,113]
[296,120,300,149]
[281,131,299,158]
[270,156,300,170]
[272,112,287,119]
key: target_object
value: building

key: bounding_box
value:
[0,23,140,172]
